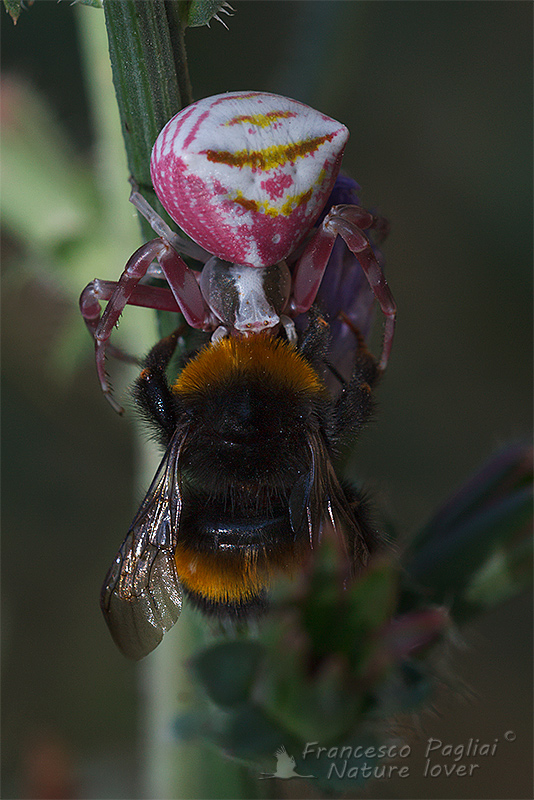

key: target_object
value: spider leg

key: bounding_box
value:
[331,204,390,243]
[290,205,396,371]
[80,279,181,365]
[80,238,213,412]
[80,278,182,335]
[128,179,211,263]
[325,211,396,371]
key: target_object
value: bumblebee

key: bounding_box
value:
[101,312,381,659]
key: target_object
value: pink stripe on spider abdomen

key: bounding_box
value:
[152,155,340,267]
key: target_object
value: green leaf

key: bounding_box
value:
[189,641,263,708]
[464,536,533,608]
[179,0,233,28]
[410,443,532,551]
[307,734,381,792]
[372,661,434,717]
[263,653,365,743]
[3,0,22,24]
[345,560,398,633]
[225,705,297,759]
[404,444,533,617]
[408,485,532,600]
[298,554,398,667]
[72,0,103,8]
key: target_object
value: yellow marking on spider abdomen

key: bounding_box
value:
[203,133,336,171]
[233,193,260,213]
[232,185,314,217]
[225,110,297,128]
[280,187,312,216]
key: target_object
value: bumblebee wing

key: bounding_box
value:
[101,429,186,660]
[321,454,371,570]
[290,430,370,572]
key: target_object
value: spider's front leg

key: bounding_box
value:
[79,238,213,413]
[290,205,396,371]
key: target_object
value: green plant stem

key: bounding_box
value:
[102,0,188,234]
[95,4,264,798]
[165,1,194,107]
[98,4,199,797]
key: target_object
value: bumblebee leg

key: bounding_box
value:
[334,330,380,438]
[133,330,185,442]
[297,306,330,372]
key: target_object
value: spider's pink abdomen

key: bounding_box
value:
[150,91,349,268]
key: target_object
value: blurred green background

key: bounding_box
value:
[1,2,532,798]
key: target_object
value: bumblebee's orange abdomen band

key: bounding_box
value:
[174,543,268,604]
[173,334,325,399]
